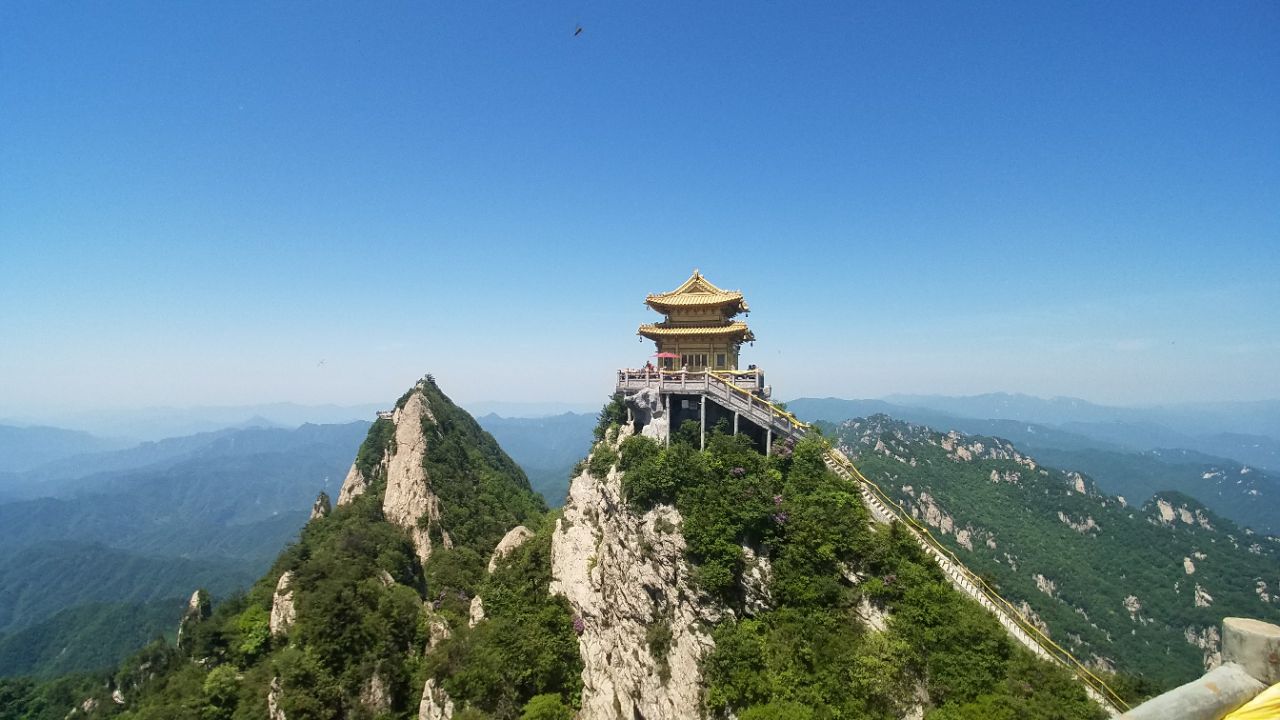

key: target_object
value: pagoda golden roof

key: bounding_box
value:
[645,270,748,313]
[638,321,755,340]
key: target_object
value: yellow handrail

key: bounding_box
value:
[707,371,810,432]
[825,447,1130,713]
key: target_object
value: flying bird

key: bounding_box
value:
[574,25,583,36]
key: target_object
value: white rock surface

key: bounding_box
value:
[488,525,535,573]
[337,462,369,506]
[382,386,451,565]
[309,493,330,520]
[268,677,286,720]
[1184,625,1223,670]
[270,571,296,637]
[550,429,722,720]
[469,595,485,628]
[1034,573,1057,597]
[361,672,392,714]
[419,678,454,720]
[426,614,452,649]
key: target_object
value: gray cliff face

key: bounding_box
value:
[550,426,722,720]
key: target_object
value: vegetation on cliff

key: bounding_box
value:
[617,426,1103,719]
[0,378,574,720]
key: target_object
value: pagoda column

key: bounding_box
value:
[699,395,706,450]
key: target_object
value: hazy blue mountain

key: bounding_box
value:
[474,412,596,505]
[6,421,369,501]
[8,402,384,442]
[3,428,241,497]
[462,400,599,418]
[0,421,371,679]
[0,424,368,560]
[0,425,130,473]
[882,393,1280,443]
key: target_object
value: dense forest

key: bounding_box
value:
[829,415,1280,691]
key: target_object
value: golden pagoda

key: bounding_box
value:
[639,270,755,371]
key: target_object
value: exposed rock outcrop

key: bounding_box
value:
[361,673,392,715]
[382,386,451,565]
[740,544,773,614]
[337,462,370,506]
[270,571,296,637]
[1057,511,1098,534]
[426,614,452,649]
[627,388,669,444]
[550,429,722,720]
[1033,573,1057,597]
[419,678,454,720]
[1124,594,1143,622]
[1184,625,1222,670]
[488,525,534,573]
[469,596,485,628]
[310,492,331,520]
[1194,583,1214,608]
[177,589,211,650]
[268,677,286,720]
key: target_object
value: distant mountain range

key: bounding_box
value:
[0,421,369,677]
[474,412,596,506]
[790,396,1280,535]
[0,425,132,474]
[1,402,385,443]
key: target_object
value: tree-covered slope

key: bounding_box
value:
[608,427,1105,719]
[3,376,578,720]
[0,600,184,679]
[830,415,1280,691]
[1022,445,1279,535]
[0,543,256,635]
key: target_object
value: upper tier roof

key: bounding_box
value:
[637,321,755,341]
[645,270,749,314]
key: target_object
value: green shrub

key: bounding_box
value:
[618,434,660,471]
[587,444,617,479]
[593,393,627,441]
[519,693,575,720]
[645,620,673,683]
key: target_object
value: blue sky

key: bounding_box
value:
[1,1,1277,416]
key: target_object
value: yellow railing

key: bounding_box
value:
[707,371,810,433]
[824,447,1130,714]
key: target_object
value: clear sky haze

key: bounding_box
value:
[2,1,1277,418]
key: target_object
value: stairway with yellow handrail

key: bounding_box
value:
[823,446,1129,716]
